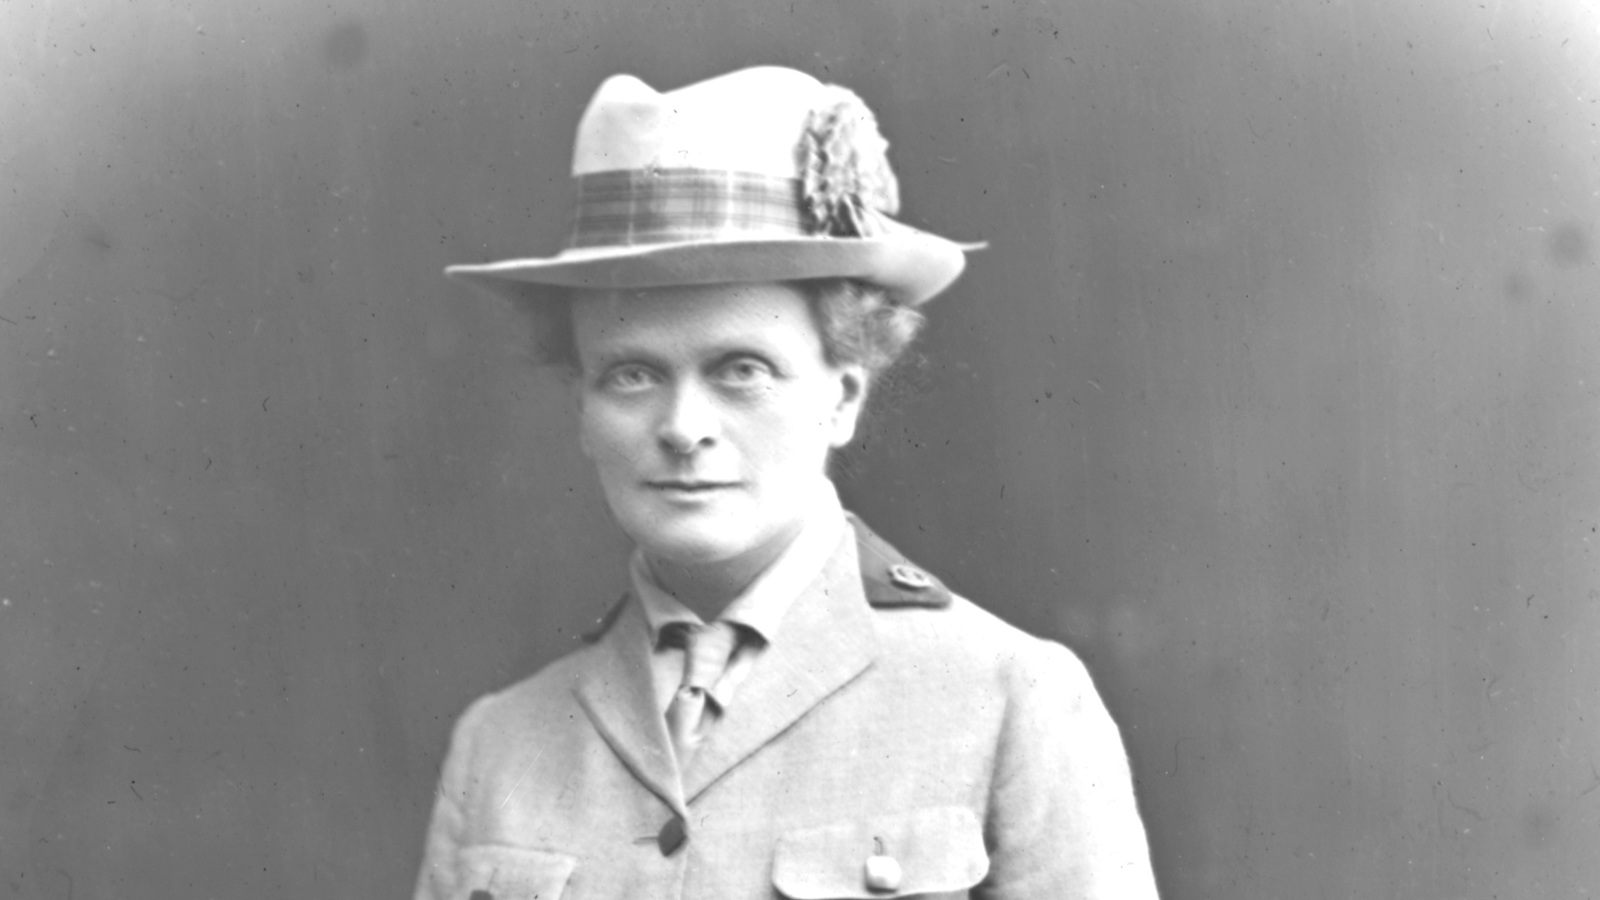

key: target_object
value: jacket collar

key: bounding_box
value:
[571,597,686,814]
[572,525,880,807]
[680,531,877,801]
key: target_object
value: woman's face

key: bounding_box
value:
[571,282,866,570]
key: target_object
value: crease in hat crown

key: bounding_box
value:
[444,65,978,307]
[573,67,819,177]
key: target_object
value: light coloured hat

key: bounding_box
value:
[444,66,978,306]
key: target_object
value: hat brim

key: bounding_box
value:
[444,228,980,308]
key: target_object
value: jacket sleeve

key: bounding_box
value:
[978,640,1160,900]
[412,696,492,900]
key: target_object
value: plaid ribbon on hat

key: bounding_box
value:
[567,168,809,249]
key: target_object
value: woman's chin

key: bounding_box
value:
[624,518,758,567]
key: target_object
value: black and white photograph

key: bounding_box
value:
[3,2,1597,898]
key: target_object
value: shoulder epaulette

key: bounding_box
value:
[581,592,631,643]
[848,514,953,609]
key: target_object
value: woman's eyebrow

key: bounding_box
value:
[580,343,671,370]
[582,335,790,370]
[701,340,776,359]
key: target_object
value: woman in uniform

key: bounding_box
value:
[414,65,1159,900]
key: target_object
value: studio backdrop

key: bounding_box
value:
[3,1,1597,898]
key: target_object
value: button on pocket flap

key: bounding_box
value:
[772,806,989,899]
[457,844,576,900]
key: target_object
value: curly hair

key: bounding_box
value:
[801,278,924,375]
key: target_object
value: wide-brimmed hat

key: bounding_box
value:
[444,66,978,307]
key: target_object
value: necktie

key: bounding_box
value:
[662,621,740,765]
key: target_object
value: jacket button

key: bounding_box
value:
[657,814,687,856]
[864,852,903,893]
[888,564,932,591]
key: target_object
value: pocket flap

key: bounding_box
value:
[772,806,989,899]
[456,844,576,900]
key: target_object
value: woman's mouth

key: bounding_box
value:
[647,480,740,495]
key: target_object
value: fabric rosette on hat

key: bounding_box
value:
[445,66,981,307]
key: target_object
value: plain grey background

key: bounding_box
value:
[4,0,1598,897]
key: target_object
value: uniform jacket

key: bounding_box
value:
[413,518,1159,899]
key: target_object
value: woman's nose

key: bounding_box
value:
[656,381,719,455]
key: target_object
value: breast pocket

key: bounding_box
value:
[455,844,577,900]
[771,806,989,899]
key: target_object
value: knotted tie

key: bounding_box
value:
[661,621,740,765]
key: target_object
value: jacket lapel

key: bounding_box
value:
[571,597,686,815]
[682,534,879,801]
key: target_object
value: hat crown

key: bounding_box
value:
[572,67,828,178]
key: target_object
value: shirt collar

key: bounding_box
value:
[631,479,848,646]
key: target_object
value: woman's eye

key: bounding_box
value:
[714,358,775,386]
[599,365,659,392]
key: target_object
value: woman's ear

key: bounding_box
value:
[827,364,869,448]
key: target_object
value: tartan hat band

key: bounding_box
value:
[568,168,811,250]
